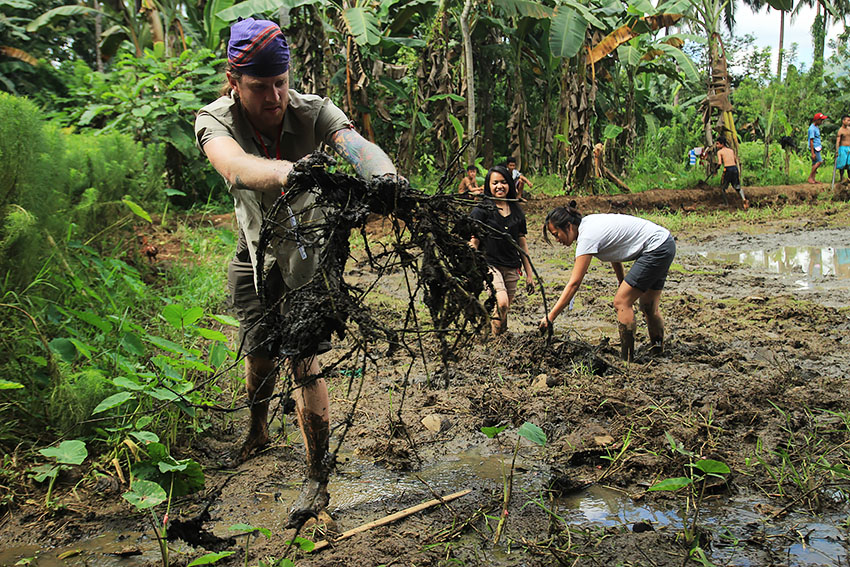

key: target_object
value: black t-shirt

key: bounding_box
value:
[470,202,527,268]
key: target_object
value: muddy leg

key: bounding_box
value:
[613,281,643,362]
[736,184,749,210]
[288,356,331,526]
[491,289,510,336]
[639,290,665,356]
[235,355,276,463]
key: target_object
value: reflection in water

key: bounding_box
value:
[701,246,850,285]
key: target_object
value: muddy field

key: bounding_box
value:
[2,183,850,567]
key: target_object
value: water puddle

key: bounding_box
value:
[3,453,847,566]
[557,486,848,566]
[700,246,850,289]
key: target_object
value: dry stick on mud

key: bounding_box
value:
[309,489,473,552]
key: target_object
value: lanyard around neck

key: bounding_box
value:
[253,123,283,160]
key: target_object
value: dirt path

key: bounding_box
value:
[2,184,849,567]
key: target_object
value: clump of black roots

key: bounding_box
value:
[255,151,492,378]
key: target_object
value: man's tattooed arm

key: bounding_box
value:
[330,127,397,180]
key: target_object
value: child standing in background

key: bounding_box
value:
[715,138,749,210]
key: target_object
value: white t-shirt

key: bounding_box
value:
[575,214,670,263]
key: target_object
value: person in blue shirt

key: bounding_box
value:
[808,113,827,184]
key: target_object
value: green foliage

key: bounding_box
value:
[48,47,224,205]
[132,442,205,497]
[49,369,116,433]
[123,478,168,510]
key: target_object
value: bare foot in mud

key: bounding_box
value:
[807,178,818,184]
[226,429,270,467]
[286,479,330,529]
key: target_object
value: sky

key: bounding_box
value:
[734,2,844,70]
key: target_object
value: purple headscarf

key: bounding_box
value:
[227,18,290,78]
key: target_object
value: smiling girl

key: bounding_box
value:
[469,165,535,335]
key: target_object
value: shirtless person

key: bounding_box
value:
[836,115,850,183]
[506,157,533,200]
[458,164,483,194]
[715,137,748,210]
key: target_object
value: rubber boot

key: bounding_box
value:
[287,413,331,528]
[647,317,665,357]
[231,356,276,466]
[618,322,635,362]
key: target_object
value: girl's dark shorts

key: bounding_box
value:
[624,235,676,292]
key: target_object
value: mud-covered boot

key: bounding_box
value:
[287,477,330,529]
[618,322,635,362]
[647,318,665,357]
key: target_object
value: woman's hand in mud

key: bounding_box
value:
[525,277,535,294]
[538,316,551,334]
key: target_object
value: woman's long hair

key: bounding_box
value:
[542,201,582,243]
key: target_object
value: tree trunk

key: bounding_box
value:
[703,32,738,179]
[562,50,597,191]
[508,43,531,171]
[93,0,103,72]
[777,10,785,81]
[291,5,329,96]
[460,0,476,165]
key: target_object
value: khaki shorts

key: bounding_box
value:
[488,264,521,301]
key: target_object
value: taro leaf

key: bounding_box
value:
[134,443,204,497]
[29,464,59,483]
[480,424,508,438]
[229,523,272,538]
[209,314,239,327]
[285,536,315,552]
[517,422,547,446]
[209,342,230,368]
[162,304,200,330]
[647,476,692,491]
[123,479,167,510]
[692,459,730,476]
[122,198,152,223]
[92,392,135,415]
[120,332,145,356]
[129,431,159,444]
[196,327,228,342]
[0,379,24,390]
[603,123,624,140]
[188,551,235,566]
[49,338,77,363]
[39,440,87,465]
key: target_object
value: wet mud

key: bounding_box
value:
[2,184,850,566]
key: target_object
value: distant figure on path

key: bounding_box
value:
[808,113,827,184]
[539,203,676,362]
[506,156,533,200]
[715,137,748,210]
[469,165,535,335]
[458,164,483,195]
[836,115,850,184]
[687,146,704,169]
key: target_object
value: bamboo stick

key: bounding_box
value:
[310,489,472,552]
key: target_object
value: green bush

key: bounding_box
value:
[0,93,164,293]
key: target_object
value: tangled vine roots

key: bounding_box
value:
[255,152,492,370]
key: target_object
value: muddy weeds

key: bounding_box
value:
[2,185,850,567]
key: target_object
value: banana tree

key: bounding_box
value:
[548,0,692,188]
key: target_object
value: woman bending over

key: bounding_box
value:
[538,202,675,361]
[469,165,535,335]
